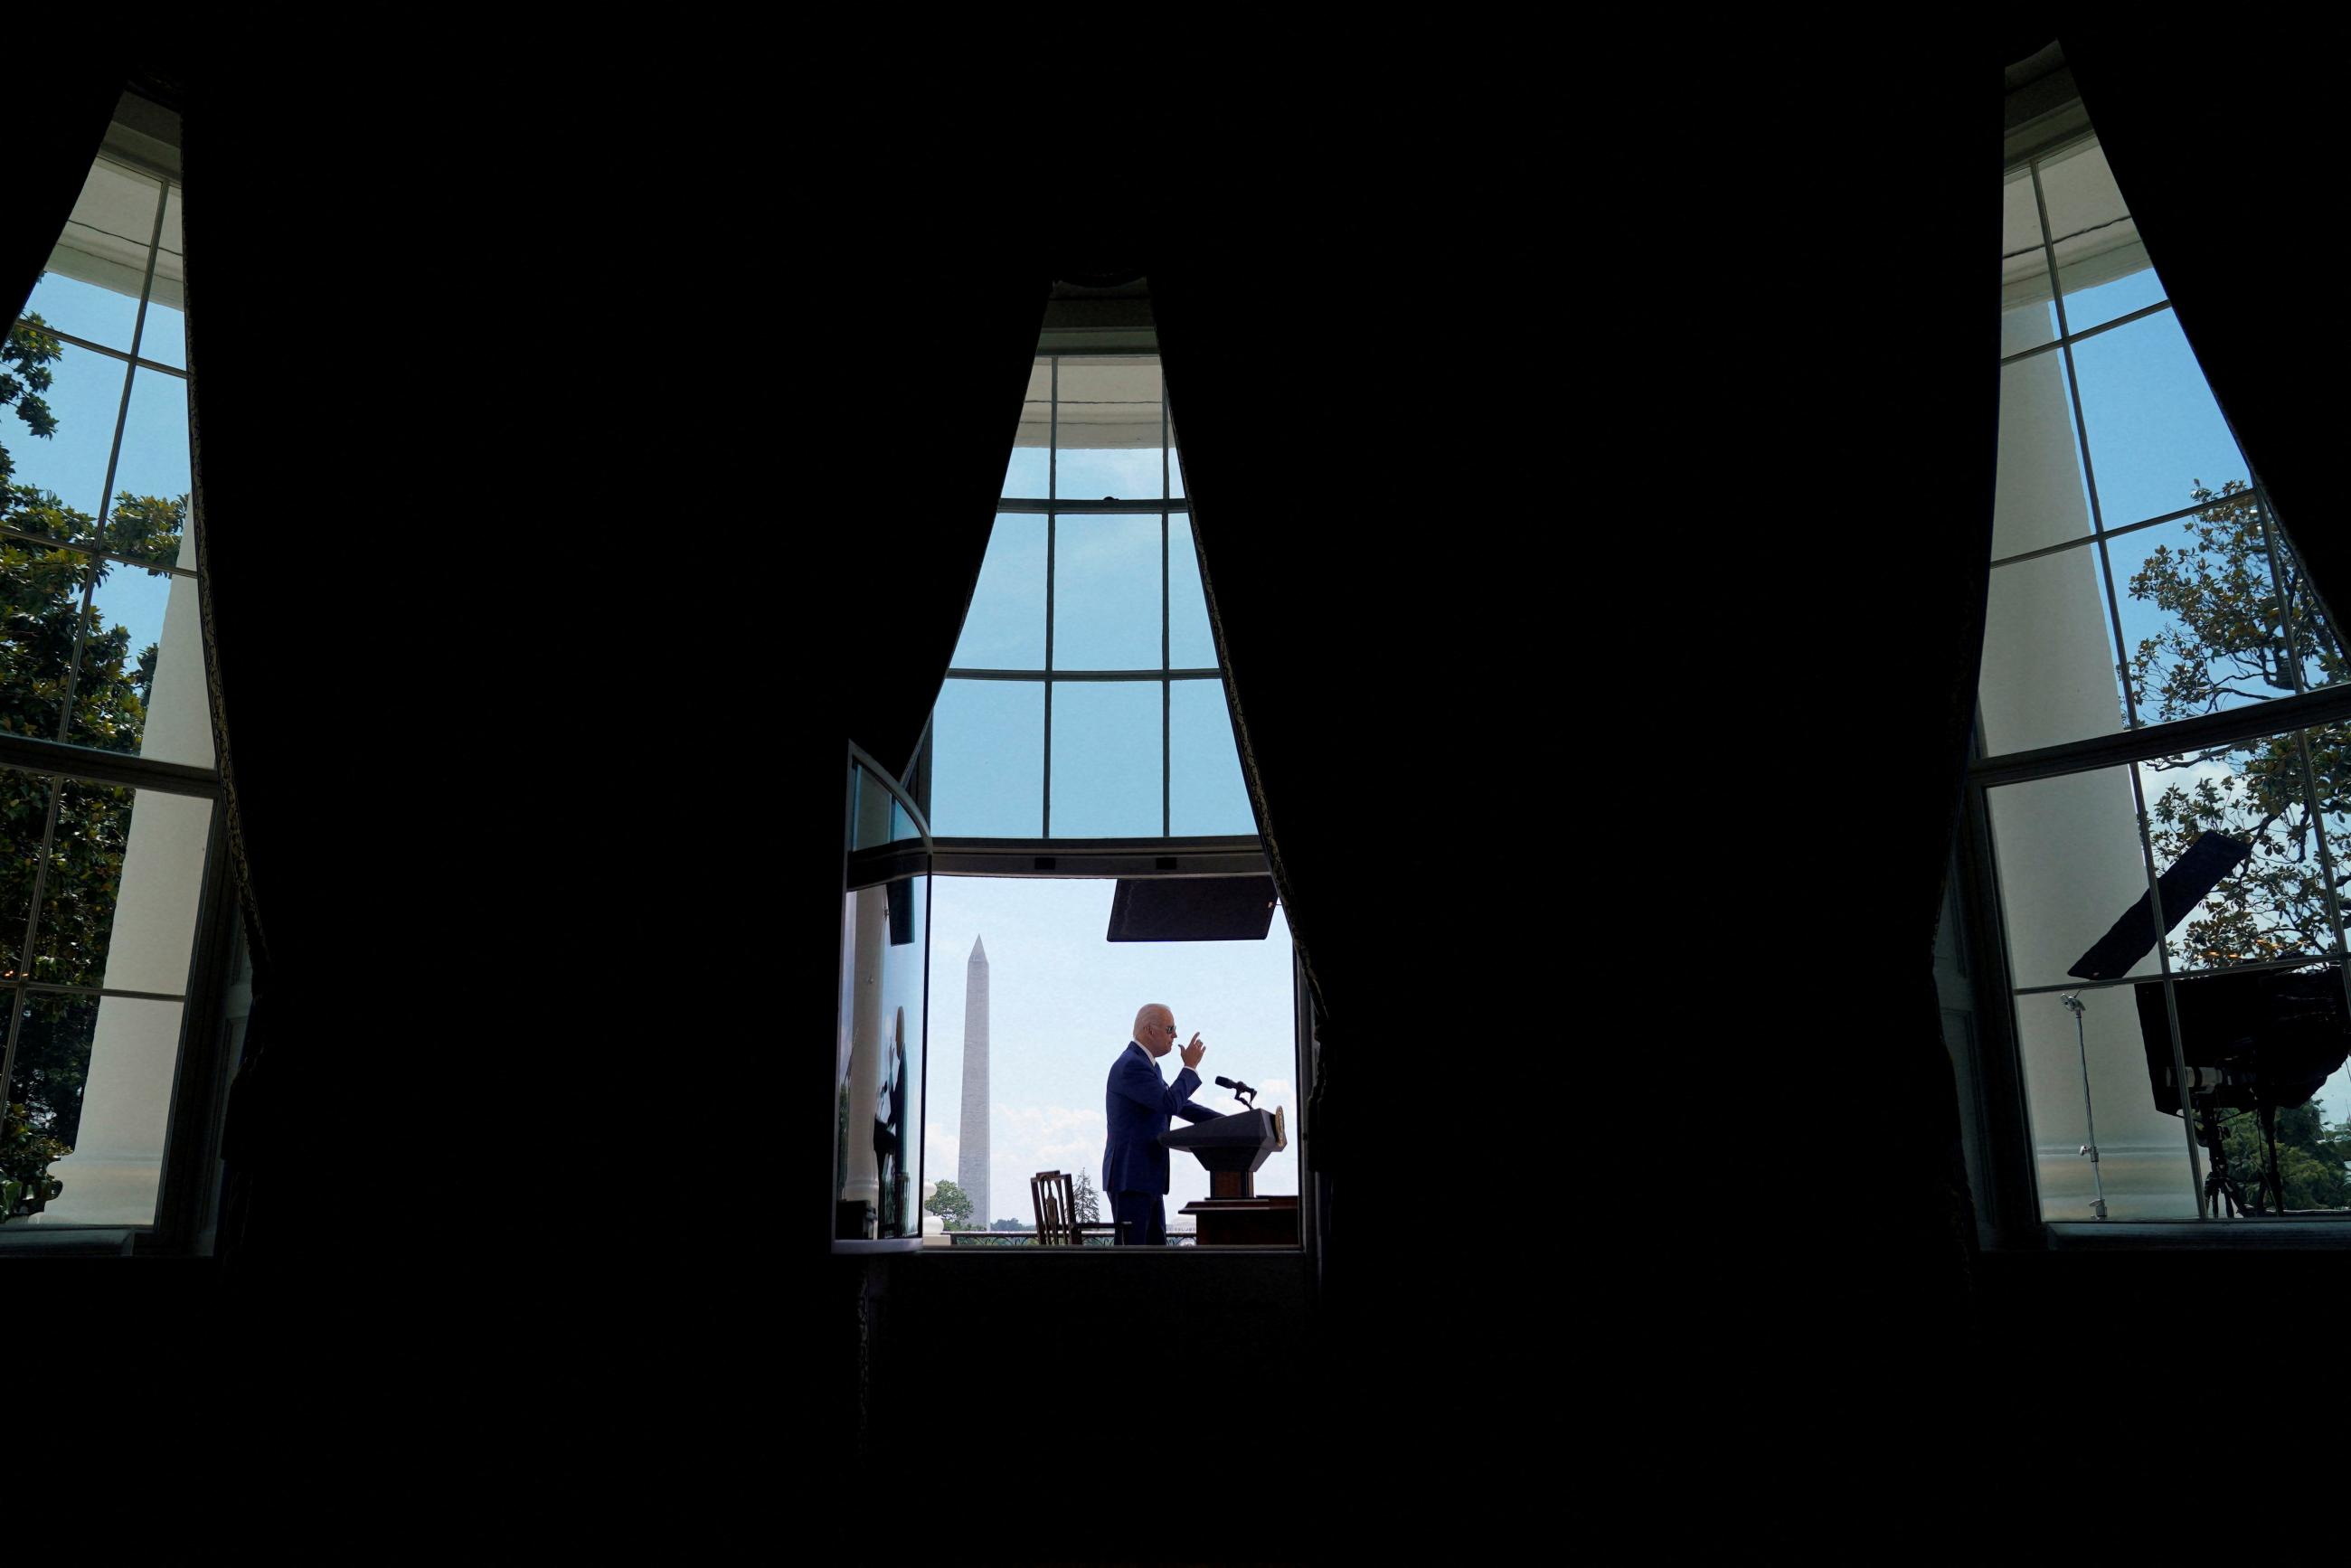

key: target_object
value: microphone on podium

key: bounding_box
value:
[1213,1075,1259,1109]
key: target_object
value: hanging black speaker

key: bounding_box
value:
[1106,876,1279,941]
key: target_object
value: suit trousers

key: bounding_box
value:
[1112,1189,1167,1247]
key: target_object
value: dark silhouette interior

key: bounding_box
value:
[5,32,2340,1554]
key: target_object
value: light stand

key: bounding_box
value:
[2063,993,2109,1220]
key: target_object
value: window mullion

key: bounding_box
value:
[1043,357,1057,838]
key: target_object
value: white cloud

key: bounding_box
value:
[977,1105,1114,1224]
[1002,1104,1106,1138]
[1002,1107,1106,1173]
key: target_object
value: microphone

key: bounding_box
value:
[1214,1075,1259,1108]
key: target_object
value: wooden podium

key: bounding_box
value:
[1163,1107,1298,1246]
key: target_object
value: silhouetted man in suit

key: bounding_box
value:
[1103,1003,1223,1246]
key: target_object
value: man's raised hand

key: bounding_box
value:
[1181,1033,1206,1070]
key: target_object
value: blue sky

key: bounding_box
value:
[8,267,192,721]
[932,409,1248,842]
[2009,263,2271,725]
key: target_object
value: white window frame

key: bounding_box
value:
[1958,84,2351,1248]
[0,87,246,1256]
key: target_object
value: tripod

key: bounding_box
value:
[2194,1100,2254,1218]
[2193,1096,2288,1217]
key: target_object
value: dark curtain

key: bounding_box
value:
[0,65,127,331]
[179,56,1046,1510]
[57,27,2346,1539]
[830,279,1053,779]
[2065,28,2339,618]
[1154,57,2002,1524]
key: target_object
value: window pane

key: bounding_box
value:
[951,515,1046,670]
[1169,679,1252,836]
[2298,720,2351,1133]
[2110,506,2294,726]
[73,553,209,766]
[23,271,140,358]
[111,368,191,514]
[1986,765,2162,993]
[851,763,892,852]
[879,877,929,1241]
[6,990,99,1155]
[4,343,127,516]
[2132,727,2346,976]
[1978,543,2127,755]
[1170,418,1186,500]
[2013,988,2198,1221]
[29,781,207,997]
[1054,358,1163,503]
[836,878,928,1241]
[1990,760,2205,1214]
[850,766,925,849]
[922,878,1302,1244]
[931,679,1043,838]
[1005,359,1049,499]
[0,542,95,740]
[1168,516,1216,670]
[1005,446,1048,500]
[1994,347,2092,560]
[2069,309,2247,533]
[1050,680,1160,837]
[1999,167,2055,354]
[0,769,56,968]
[2280,502,2347,698]
[1,477,96,555]
[2154,961,2351,1215]
[1053,514,1161,671]
[11,992,185,1225]
[2037,140,2125,247]
[29,157,162,354]
[2036,138,2158,337]
[2062,259,2165,339]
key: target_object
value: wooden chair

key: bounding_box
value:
[1030,1171,1126,1246]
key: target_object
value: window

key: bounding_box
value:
[1971,116,2351,1229]
[832,325,1306,1252]
[917,876,1299,1245]
[923,354,1253,841]
[0,93,240,1243]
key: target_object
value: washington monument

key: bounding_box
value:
[958,935,990,1225]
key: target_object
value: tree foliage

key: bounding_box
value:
[924,1177,975,1229]
[2126,477,2351,1207]
[0,1098,70,1220]
[2213,1100,2351,1212]
[2130,480,2351,970]
[0,318,62,482]
[0,302,184,1150]
[1071,1168,1101,1224]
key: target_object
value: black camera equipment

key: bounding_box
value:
[2133,961,2351,1218]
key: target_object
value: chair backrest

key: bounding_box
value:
[1031,1170,1079,1245]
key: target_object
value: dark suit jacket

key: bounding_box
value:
[1103,1042,1224,1195]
